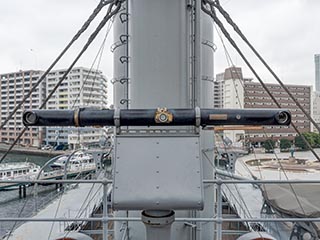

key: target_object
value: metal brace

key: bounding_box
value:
[119,34,129,43]
[111,77,129,85]
[195,106,201,133]
[74,108,80,127]
[119,12,129,23]
[120,56,129,64]
[114,108,121,134]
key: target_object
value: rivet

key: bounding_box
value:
[156,201,160,205]
[156,186,160,189]
[156,171,160,173]
[156,156,159,159]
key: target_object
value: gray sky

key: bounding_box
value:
[215,0,320,88]
[0,0,319,100]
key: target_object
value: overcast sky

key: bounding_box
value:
[0,0,319,102]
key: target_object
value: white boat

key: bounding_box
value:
[0,162,40,181]
[50,151,95,172]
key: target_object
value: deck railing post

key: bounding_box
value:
[103,178,109,240]
[34,183,38,212]
[216,181,222,240]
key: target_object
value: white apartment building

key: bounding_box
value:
[312,91,320,133]
[45,67,108,149]
[0,70,46,147]
[222,67,244,142]
[213,72,224,109]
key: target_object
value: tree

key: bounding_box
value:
[263,139,276,153]
[294,135,308,150]
[280,139,291,151]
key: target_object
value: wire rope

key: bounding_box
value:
[208,3,309,235]
[0,1,123,164]
[0,0,112,130]
[202,1,320,163]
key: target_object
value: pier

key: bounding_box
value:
[0,168,96,194]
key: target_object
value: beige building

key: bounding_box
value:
[45,67,108,149]
[215,66,312,144]
[0,70,45,147]
[0,67,108,148]
[244,80,311,143]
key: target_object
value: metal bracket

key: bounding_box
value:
[119,34,129,43]
[114,108,121,134]
[111,77,129,85]
[119,12,129,23]
[201,40,217,52]
[154,108,173,124]
[74,108,80,127]
[120,99,130,105]
[120,56,130,64]
[202,75,214,83]
[195,106,201,133]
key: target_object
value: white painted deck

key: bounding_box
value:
[8,182,103,240]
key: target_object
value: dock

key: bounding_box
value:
[0,168,96,193]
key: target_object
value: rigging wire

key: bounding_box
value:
[0,0,111,130]
[87,19,114,105]
[0,0,123,164]
[212,0,320,134]
[208,0,305,229]
[209,4,313,236]
[201,1,320,163]
[3,2,122,237]
[60,18,113,148]
[212,9,307,217]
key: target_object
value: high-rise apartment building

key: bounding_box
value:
[213,72,224,109]
[0,70,46,147]
[312,91,320,133]
[315,54,320,92]
[215,66,312,144]
[0,67,108,149]
[244,80,311,143]
[45,67,108,149]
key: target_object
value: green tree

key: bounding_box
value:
[303,132,315,147]
[263,139,276,153]
[280,139,291,150]
[295,135,308,150]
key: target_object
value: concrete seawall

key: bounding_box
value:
[0,143,68,157]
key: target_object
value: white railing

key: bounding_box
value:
[1,178,320,240]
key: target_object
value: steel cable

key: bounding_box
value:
[0,0,111,130]
[0,0,123,164]
[203,1,311,234]
[201,1,320,163]
[212,0,320,134]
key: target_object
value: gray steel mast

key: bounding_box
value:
[22,1,291,239]
[112,1,214,239]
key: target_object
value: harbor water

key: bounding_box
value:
[0,152,53,238]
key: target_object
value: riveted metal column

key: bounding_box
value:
[142,210,175,240]
[216,181,222,240]
[103,178,109,240]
